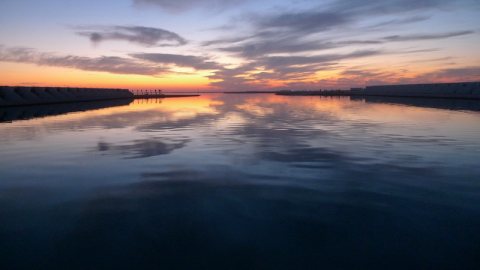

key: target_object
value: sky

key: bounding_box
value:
[0,0,479,91]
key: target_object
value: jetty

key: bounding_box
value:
[0,87,199,107]
[0,86,133,107]
[133,94,200,99]
[132,89,199,99]
[277,82,480,100]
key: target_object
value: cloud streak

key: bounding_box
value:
[0,46,165,75]
[204,0,474,60]
[0,46,223,76]
[383,31,474,42]
[76,26,187,47]
[218,38,336,58]
[260,50,381,68]
[131,53,221,70]
[133,0,246,12]
[409,66,480,83]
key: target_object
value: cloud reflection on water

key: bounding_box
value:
[0,94,480,269]
[96,138,190,159]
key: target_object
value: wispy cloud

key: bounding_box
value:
[0,45,224,76]
[331,0,448,14]
[0,46,164,75]
[219,39,336,58]
[213,29,473,59]
[256,10,351,34]
[383,31,474,42]
[259,50,381,68]
[133,0,247,12]
[367,16,431,29]
[203,0,467,59]
[254,0,452,36]
[335,31,474,48]
[411,66,480,82]
[130,53,221,70]
[76,25,187,47]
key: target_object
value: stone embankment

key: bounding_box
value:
[277,82,480,99]
[0,86,133,107]
[362,82,480,99]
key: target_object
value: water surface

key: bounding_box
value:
[1,94,479,269]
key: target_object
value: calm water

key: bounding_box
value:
[1,94,479,269]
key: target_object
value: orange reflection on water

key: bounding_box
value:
[0,95,223,128]
[1,93,479,147]
[233,94,480,133]
[130,95,224,120]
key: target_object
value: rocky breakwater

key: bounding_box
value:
[277,82,480,100]
[363,82,480,99]
[0,86,134,107]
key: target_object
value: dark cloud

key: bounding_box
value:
[76,26,187,47]
[204,0,471,63]
[202,36,251,47]
[133,0,246,12]
[0,46,165,75]
[399,48,441,54]
[335,40,383,45]
[383,30,474,42]
[252,0,451,37]
[0,45,226,76]
[340,66,480,87]
[257,11,351,34]
[213,28,473,59]
[367,16,431,29]
[331,0,450,15]
[335,30,473,48]
[249,0,446,37]
[260,50,380,68]
[219,38,336,58]
[131,53,221,70]
[341,69,388,77]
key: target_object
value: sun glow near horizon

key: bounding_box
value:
[0,0,479,91]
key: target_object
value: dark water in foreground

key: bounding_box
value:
[1,94,479,269]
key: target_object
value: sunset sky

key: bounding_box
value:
[0,0,479,91]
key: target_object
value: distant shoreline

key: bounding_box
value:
[0,86,200,107]
[276,81,480,100]
[2,81,479,108]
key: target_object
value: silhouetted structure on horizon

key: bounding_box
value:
[0,86,133,107]
[277,82,480,100]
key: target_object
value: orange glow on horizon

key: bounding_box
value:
[1,60,478,91]
[0,62,213,91]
